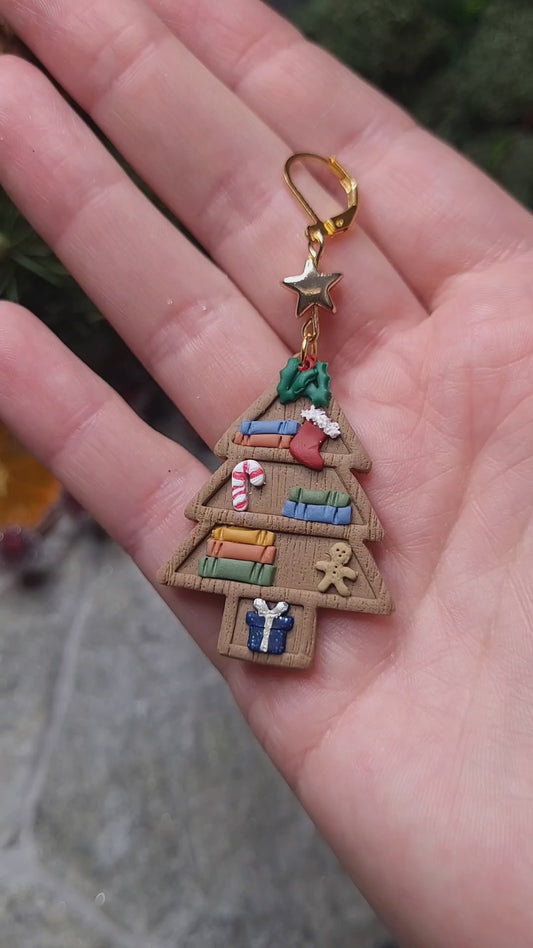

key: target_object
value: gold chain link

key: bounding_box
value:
[299,234,323,363]
[300,304,320,364]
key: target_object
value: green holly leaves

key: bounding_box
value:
[277,357,332,407]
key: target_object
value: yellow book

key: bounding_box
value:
[211,526,275,546]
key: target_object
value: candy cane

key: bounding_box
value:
[232,459,265,511]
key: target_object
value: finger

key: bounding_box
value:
[151,0,533,308]
[1,0,425,346]
[0,316,411,941]
[0,53,403,698]
[0,304,402,923]
[0,55,288,447]
[0,301,228,663]
[0,299,396,694]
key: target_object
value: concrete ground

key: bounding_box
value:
[0,523,391,948]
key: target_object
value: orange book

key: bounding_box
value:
[207,539,276,563]
[233,432,292,448]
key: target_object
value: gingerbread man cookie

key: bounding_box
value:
[315,542,357,597]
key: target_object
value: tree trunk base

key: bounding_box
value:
[218,593,317,670]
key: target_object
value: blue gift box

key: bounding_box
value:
[246,611,294,655]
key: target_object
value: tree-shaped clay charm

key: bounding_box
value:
[158,358,393,669]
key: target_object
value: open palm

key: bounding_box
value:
[1,1,533,945]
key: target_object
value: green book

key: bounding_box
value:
[198,556,276,586]
[288,488,350,508]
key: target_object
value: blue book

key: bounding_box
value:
[240,419,300,436]
[282,500,352,525]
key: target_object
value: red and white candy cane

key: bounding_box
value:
[231,459,265,511]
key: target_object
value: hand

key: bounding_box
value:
[1,2,532,945]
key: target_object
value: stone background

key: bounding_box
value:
[0,522,391,947]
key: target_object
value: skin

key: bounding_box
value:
[1,1,533,944]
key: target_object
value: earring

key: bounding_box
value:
[158,154,393,669]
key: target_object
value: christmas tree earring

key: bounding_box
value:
[159,154,393,669]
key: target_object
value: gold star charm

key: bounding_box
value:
[282,256,342,317]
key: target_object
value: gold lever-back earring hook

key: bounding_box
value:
[284,153,358,244]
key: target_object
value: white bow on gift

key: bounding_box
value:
[253,599,290,653]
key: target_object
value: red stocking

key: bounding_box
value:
[289,420,327,470]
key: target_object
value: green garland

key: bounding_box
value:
[277,357,332,407]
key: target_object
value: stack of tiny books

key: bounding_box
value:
[199,525,277,586]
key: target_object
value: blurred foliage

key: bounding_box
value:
[0,189,125,370]
[0,0,532,373]
[0,19,115,370]
[297,0,533,206]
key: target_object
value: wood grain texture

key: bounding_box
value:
[158,379,393,669]
[215,383,372,470]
